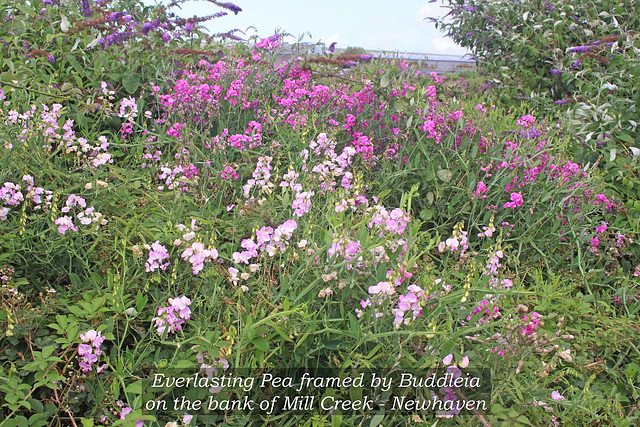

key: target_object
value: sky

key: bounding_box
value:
[158,0,469,56]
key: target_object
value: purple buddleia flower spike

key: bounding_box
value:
[81,0,92,17]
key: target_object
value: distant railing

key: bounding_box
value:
[273,50,476,73]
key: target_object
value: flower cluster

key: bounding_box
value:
[181,242,218,275]
[243,156,273,197]
[437,222,469,256]
[78,329,107,373]
[503,192,523,209]
[145,241,170,272]
[152,296,192,335]
[368,206,411,238]
[55,194,106,234]
[221,164,239,180]
[231,219,298,264]
[391,284,429,328]
[472,181,487,200]
[157,162,199,191]
[1,176,53,220]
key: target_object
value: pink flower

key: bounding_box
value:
[551,390,565,401]
[55,215,78,234]
[78,329,106,372]
[145,241,170,272]
[459,356,469,368]
[221,165,239,180]
[504,192,523,209]
[78,344,93,356]
[472,181,487,199]
[442,354,453,366]
[152,296,192,335]
[595,221,607,233]
[516,114,535,129]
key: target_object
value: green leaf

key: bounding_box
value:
[369,413,385,427]
[42,346,54,359]
[2,416,29,427]
[252,337,269,353]
[122,74,140,94]
[436,169,453,183]
[618,132,635,144]
[124,381,142,395]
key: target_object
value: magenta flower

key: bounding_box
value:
[221,165,239,180]
[595,221,607,233]
[472,181,487,199]
[504,192,523,209]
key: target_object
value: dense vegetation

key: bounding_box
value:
[0,0,638,426]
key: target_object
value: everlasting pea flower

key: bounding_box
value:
[145,241,170,272]
[551,390,565,401]
[595,221,607,233]
[504,192,523,209]
[119,407,144,427]
[472,181,487,199]
[442,353,453,365]
[78,344,93,356]
[152,296,192,335]
[55,216,77,234]
[460,356,469,368]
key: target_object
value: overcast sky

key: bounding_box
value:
[158,0,469,56]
